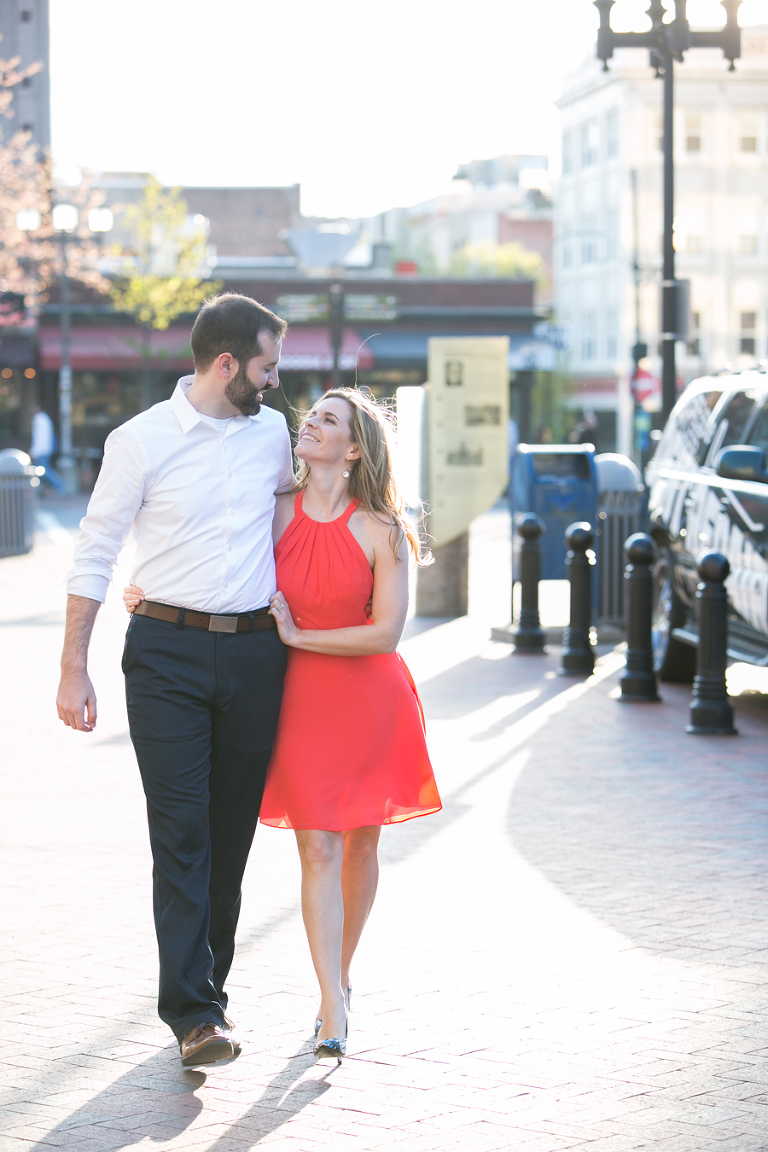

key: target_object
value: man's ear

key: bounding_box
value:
[217,352,237,378]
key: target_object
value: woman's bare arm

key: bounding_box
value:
[272,491,297,546]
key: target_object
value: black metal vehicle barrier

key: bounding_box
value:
[619,533,660,703]
[686,552,737,736]
[512,514,546,654]
[560,522,596,677]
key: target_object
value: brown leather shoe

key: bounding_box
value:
[222,1015,242,1056]
[179,1022,234,1066]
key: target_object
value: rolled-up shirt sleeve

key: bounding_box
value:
[65,424,148,602]
[275,423,295,494]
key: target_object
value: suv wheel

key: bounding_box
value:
[652,549,697,682]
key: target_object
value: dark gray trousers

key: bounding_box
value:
[122,613,286,1041]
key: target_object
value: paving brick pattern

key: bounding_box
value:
[1,502,767,1151]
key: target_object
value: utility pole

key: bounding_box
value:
[630,169,648,463]
[595,0,742,422]
[329,282,344,389]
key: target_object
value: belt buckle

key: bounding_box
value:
[208,614,238,633]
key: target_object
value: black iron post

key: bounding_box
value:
[513,513,546,653]
[594,0,742,423]
[560,522,596,676]
[329,282,344,389]
[686,552,737,735]
[619,533,660,702]
[660,52,677,422]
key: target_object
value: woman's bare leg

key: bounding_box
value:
[340,826,381,990]
[295,829,347,1043]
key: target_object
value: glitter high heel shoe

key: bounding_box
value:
[314,1017,348,1065]
[314,984,351,1037]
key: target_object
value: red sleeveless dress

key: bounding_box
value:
[259,493,441,831]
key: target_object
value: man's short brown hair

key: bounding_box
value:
[190,293,287,372]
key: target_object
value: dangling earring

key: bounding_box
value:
[342,469,350,479]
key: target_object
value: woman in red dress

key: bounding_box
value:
[123,388,440,1064]
[264,388,440,1062]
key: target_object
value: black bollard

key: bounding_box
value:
[619,533,661,702]
[686,552,737,735]
[560,522,596,676]
[513,514,546,653]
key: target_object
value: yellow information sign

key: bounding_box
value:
[427,336,510,548]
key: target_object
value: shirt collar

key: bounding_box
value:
[170,376,257,436]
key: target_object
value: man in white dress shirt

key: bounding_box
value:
[56,294,293,1066]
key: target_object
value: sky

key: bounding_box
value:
[49,0,768,220]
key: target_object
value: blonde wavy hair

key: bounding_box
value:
[294,387,431,565]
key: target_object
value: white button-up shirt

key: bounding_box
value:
[66,377,294,613]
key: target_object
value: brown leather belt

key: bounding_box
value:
[134,599,276,633]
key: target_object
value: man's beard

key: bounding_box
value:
[225,363,262,415]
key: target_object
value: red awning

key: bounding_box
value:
[280,327,374,372]
[39,323,374,374]
[40,326,193,372]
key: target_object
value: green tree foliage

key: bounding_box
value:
[110,177,221,407]
[111,176,221,330]
[447,241,543,281]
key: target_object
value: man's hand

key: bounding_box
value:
[57,595,101,733]
[57,669,98,731]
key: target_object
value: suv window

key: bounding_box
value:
[720,389,761,447]
[747,403,768,455]
[656,385,723,466]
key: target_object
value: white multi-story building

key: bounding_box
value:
[555,23,768,454]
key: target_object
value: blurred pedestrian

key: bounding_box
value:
[30,403,65,494]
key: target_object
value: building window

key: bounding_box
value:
[687,311,701,356]
[21,76,32,88]
[21,123,32,133]
[581,215,598,263]
[562,129,573,176]
[685,113,702,153]
[562,244,573,269]
[605,208,618,260]
[581,312,597,361]
[20,9,32,21]
[606,308,618,358]
[606,109,619,159]
[738,112,759,153]
[740,312,757,355]
[580,121,599,168]
[740,235,758,256]
[686,234,702,255]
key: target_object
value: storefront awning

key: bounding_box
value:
[40,326,194,372]
[280,327,374,372]
[39,324,375,374]
[361,329,556,371]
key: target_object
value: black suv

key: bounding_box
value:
[646,371,768,679]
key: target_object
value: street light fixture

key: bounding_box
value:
[594,0,742,421]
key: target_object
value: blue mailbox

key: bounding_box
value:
[511,445,598,580]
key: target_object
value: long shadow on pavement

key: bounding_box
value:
[505,673,768,967]
[28,1041,324,1151]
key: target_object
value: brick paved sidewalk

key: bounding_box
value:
[1,503,767,1152]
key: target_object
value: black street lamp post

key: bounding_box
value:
[594,0,742,422]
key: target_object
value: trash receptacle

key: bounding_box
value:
[0,449,42,557]
[511,445,598,581]
[594,453,647,628]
